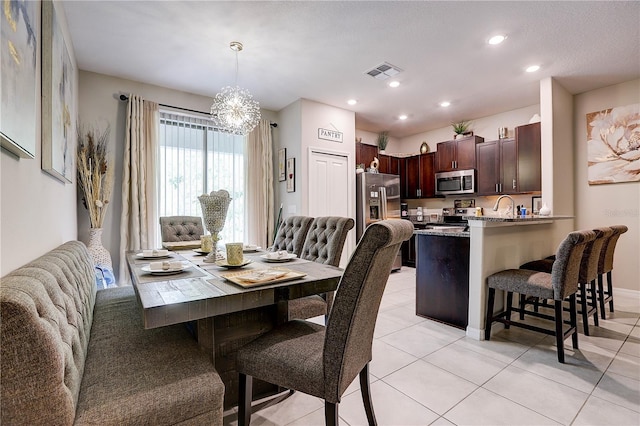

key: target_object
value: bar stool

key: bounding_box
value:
[597,225,628,319]
[520,227,612,336]
[485,230,596,363]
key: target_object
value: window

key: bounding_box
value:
[158,111,245,244]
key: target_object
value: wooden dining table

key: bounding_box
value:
[126,248,343,408]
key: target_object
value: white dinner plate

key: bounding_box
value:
[243,245,261,253]
[141,263,191,275]
[214,259,252,269]
[135,252,171,260]
[259,253,297,263]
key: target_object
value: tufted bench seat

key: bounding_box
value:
[1,241,224,425]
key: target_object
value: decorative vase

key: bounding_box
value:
[87,228,113,269]
[539,203,551,216]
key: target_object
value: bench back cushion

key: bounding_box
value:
[1,241,96,424]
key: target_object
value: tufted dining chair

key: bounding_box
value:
[270,216,314,257]
[288,216,355,321]
[159,216,204,242]
[236,219,414,426]
[486,229,596,363]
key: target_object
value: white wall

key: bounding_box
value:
[77,71,277,281]
[574,79,639,292]
[1,2,78,277]
[276,100,303,218]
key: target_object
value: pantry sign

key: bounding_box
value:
[318,128,343,143]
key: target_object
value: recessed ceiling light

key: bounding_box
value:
[347,99,357,106]
[398,114,408,120]
[440,101,451,107]
[388,81,400,88]
[526,65,540,73]
[488,35,507,45]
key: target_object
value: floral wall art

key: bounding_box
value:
[586,103,640,185]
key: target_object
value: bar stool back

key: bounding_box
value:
[597,225,628,319]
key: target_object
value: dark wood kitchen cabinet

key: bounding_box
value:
[515,122,541,193]
[355,142,379,169]
[436,135,483,172]
[476,138,518,195]
[378,154,399,175]
[402,153,435,198]
[476,122,541,195]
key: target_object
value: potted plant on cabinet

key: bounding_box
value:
[377,131,389,153]
[451,121,472,139]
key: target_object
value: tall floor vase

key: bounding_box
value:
[87,228,115,288]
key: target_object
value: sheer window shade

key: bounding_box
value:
[158,111,245,244]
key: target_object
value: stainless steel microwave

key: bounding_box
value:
[435,169,475,195]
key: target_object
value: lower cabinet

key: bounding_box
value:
[415,234,470,329]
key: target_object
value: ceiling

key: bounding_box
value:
[63,1,640,138]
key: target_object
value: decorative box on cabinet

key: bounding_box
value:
[436,135,483,172]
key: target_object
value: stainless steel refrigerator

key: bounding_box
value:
[356,172,402,271]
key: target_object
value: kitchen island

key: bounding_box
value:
[464,215,573,340]
[414,229,470,329]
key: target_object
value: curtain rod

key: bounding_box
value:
[118,94,277,128]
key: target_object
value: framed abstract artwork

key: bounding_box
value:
[1,0,39,158]
[586,103,640,185]
[42,1,75,183]
[278,148,286,182]
[286,157,295,192]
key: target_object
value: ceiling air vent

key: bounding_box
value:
[365,62,403,80]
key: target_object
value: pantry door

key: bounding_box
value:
[308,149,353,266]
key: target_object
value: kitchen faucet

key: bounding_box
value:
[493,194,515,217]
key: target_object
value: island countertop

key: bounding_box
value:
[414,228,469,238]
[463,215,573,225]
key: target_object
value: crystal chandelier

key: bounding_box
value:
[210,41,261,135]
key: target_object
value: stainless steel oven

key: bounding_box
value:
[435,169,475,196]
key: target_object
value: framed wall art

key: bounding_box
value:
[278,148,286,182]
[42,1,75,183]
[286,157,295,192]
[1,0,39,158]
[586,103,640,185]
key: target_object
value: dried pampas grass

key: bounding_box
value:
[76,124,113,228]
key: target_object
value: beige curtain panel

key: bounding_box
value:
[119,95,159,284]
[245,119,274,249]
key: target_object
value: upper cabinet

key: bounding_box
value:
[476,138,518,195]
[436,136,484,172]
[401,153,435,199]
[355,142,379,169]
[475,122,541,195]
[378,154,400,175]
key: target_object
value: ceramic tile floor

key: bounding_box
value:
[224,268,640,426]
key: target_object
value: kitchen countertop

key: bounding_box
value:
[414,228,469,238]
[463,215,573,222]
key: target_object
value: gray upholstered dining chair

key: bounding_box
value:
[236,219,414,426]
[486,229,596,363]
[288,216,355,321]
[270,215,314,256]
[159,216,204,242]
